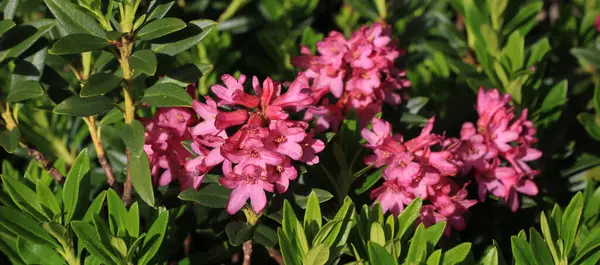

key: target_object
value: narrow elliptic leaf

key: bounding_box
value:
[158,63,213,86]
[71,221,119,265]
[7,80,44,102]
[122,120,145,157]
[442,242,471,265]
[0,128,21,153]
[571,48,600,69]
[370,223,386,246]
[126,203,140,238]
[304,244,329,265]
[529,228,553,265]
[92,215,115,258]
[80,73,122,97]
[253,224,277,248]
[225,221,254,246]
[561,192,584,256]
[396,197,422,240]
[107,188,128,236]
[147,1,176,21]
[368,241,396,265]
[304,191,322,243]
[62,149,90,223]
[43,0,105,37]
[0,206,57,247]
[137,18,187,41]
[0,21,55,62]
[129,152,155,207]
[2,175,48,221]
[510,236,536,265]
[16,237,64,265]
[278,228,300,265]
[53,95,114,117]
[100,108,124,126]
[406,224,427,264]
[137,211,169,265]
[50,34,109,55]
[178,184,231,208]
[150,19,217,56]
[293,188,333,209]
[36,181,61,219]
[0,20,16,36]
[83,191,107,222]
[129,49,157,75]
[140,83,193,107]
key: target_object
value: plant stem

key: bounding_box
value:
[266,248,284,265]
[118,34,135,206]
[20,143,65,183]
[83,116,116,187]
[242,240,252,265]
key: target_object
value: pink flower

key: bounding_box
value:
[596,15,600,32]
[268,158,298,194]
[211,74,247,106]
[370,181,414,215]
[299,132,325,165]
[361,117,392,148]
[190,97,224,137]
[265,120,307,160]
[220,162,274,214]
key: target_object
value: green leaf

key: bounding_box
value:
[53,95,114,117]
[278,228,301,265]
[43,0,105,37]
[304,244,330,265]
[427,249,442,265]
[0,21,55,63]
[128,152,155,207]
[158,63,212,86]
[178,184,231,208]
[63,149,90,223]
[293,189,333,209]
[406,224,427,264]
[502,1,543,36]
[0,206,57,247]
[304,191,322,243]
[578,113,600,141]
[129,49,157,76]
[373,0,386,19]
[573,226,600,264]
[0,128,21,153]
[355,167,383,195]
[529,228,553,265]
[100,108,124,126]
[137,18,187,41]
[368,241,396,265]
[442,242,471,265]
[344,0,379,21]
[16,237,64,265]
[370,223,385,246]
[127,202,140,238]
[560,192,584,256]
[502,31,524,72]
[138,211,169,265]
[571,48,600,69]
[71,221,119,265]
[147,1,175,21]
[150,19,217,56]
[510,236,536,265]
[253,224,278,248]
[282,200,309,257]
[425,221,446,247]
[80,73,122,97]
[595,82,600,115]
[526,38,550,67]
[2,174,48,221]
[36,181,61,220]
[480,240,507,265]
[83,191,107,222]
[50,34,109,55]
[225,221,254,246]
[126,233,146,261]
[396,198,422,240]
[140,83,193,107]
[110,236,127,258]
[7,80,44,102]
[0,20,16,36]
[92,215,117,258]
[540,212,560,264]
[122,120,145,157]
[133,14,147,31]
[539,80,567,114]
[107,188,128,236]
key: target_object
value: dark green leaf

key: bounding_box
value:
[355,167,383,195]
[529,228,553,265]
[158,63,212,86]
[7,80,44,102]
[53,95,114,117]
[577,113,600,141]
[147,1,175,21]
[140,83,193,107]
[150,20,217,56]
[344,0,379,21]
[129,49,157,76]
[368,241,396,265]
[71,221,119,265]
[83,190,107,222]
[0,206,57,247]
[100,108,124,126]
[128,152,155,207]
[92,215,117,258]
[503,31,524,72]
[0,20,16,36]
[137,211,169,265]
[225,221,254,246]
[126,202,140,238]
[278,228,300,265]
[36,181,61,220]
[253,224,277,248]
[62,149,90,223]
[107,188,128,236]
[526,38,550,67]
[0,128,21,153]
[2,175,48,221]
[137,18,187,41]
[571,48,600,69]
[43,0,105,37]
[50,34,109,55]
[122,120,145,157]
[178,184,231,208]
[80,73,122,97]
[0,21,55,63]
[8,46,47,103]
[16,237,64,265]
[282,200,309,255]
[539,80,567,114]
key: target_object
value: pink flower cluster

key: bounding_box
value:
[292,22,410,131]
[445,88,541,212]
[143,74,325,215]
[362,117,477,235]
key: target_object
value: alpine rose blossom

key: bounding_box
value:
[292,23,410,131]
[445,87,541,212]
[362,117,476,235]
